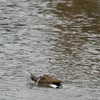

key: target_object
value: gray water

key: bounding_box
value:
[0,0,100,100]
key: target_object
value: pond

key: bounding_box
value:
[0,0,100,100]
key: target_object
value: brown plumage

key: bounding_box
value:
[38,75,61,86]
[30,74,62,88]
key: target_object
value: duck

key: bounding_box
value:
[30,73,62,88]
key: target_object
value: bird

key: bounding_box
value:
[30,73,62,88]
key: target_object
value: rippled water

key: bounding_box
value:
[0,0,100,100]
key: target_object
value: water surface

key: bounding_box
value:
[0,0,100,100]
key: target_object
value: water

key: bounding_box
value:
[0,0,100,100]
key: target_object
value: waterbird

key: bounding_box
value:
[30,73,62,88]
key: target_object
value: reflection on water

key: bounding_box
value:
[47,0,100,81]
[53,0,100,32]
[0,0,100,100]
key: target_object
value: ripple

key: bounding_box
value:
[0,0,100,100]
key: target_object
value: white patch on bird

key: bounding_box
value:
[49,84,58,88]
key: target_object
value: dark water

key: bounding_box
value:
[0,0,100,100]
